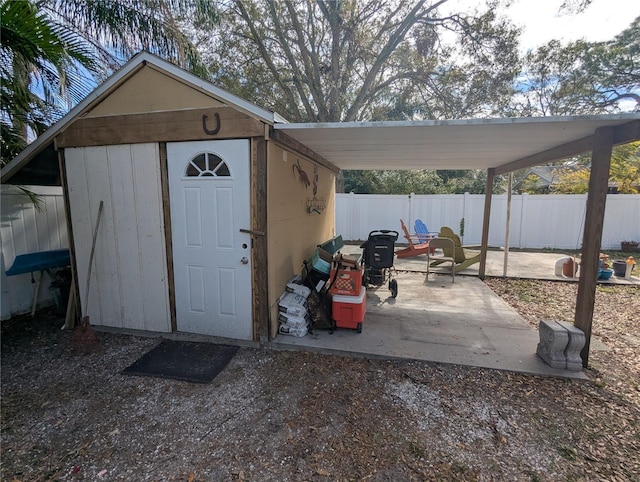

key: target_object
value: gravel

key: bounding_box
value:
[1,279,638,481]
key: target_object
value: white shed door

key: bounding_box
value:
[168,140,252,340]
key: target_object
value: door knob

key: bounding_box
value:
[241,257,249,264]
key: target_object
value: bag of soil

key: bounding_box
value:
[302,260,335,333]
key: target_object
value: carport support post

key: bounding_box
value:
[574,126,614,368]
[479,168,495,279]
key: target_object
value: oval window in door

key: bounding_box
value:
[185,152,232,178]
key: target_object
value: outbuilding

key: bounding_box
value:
[3,51,638,366]
[2,52,339,342]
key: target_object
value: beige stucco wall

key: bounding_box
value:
[267,143,336,338]
[86,66,223,117]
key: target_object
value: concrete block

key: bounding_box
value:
[537,320,568,369]
[555,257,570,276]
[557,321,586,371]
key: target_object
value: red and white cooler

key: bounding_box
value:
[332,286,366,333]
[329,266,363,296]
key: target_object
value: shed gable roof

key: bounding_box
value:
[84,65,225,117]
[1,51,282,183]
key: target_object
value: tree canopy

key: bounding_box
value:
[546,142,640,194]
[201,0,520,123]
[0,0,97,164]
[514,17,640,116]
[2,0,637,196]
[511,17,639,195]
[1,0,218,166]
[197,0,522,193]
[343,169,504,194]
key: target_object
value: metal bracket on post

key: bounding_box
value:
[240,228,265,237]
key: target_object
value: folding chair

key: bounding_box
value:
[426,237,455,283]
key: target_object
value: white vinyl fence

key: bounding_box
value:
[336,192,640,250]
[1,186,69,319]
[1,188,638,319]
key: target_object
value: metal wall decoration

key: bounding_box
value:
[313,165,318,196]
[202,112,221,135]
[306,196,326,215]
[292,160,310,188]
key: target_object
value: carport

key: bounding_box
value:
[273,115,640,368]
[1,52,637,369]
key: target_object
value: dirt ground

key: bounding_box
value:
[1,279,639,481]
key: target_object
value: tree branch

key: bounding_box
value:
[284,0,328,120]
[264,1,317,120]
[344,0,447,120]
[233,0,303,121]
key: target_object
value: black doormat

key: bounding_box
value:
[122,340,239,383]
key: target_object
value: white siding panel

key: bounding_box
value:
[34,201,49,252]
[354,195,408,240]
[66,147,100,323]
[54,196,67,248]
[334,193,354,240]
[84,146,121,327]
[466,195,487,244]
[130,143,170,332]
[108,144,145,329]
[12,200,29,256]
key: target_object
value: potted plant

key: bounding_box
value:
[620,240,639,253]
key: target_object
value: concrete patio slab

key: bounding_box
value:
[273,246,638,378]
[342,244,639,285]
[273,272,589,379]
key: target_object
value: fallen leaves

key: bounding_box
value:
[1,282,639,480]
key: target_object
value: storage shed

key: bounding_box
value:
[3,51,638,365]
[2,52,338,341]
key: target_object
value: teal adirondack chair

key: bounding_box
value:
[414,219,438,243]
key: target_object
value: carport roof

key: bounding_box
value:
[1,45,638,183]
[275,114,640,172]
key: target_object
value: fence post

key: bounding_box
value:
[462,192,470,242]
[348,191,355,240]
[519,193,528,249]
[408,192,415,228]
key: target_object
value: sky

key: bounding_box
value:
[506,0,640,51]
[501,0,640,111]
[448,0,640,51]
